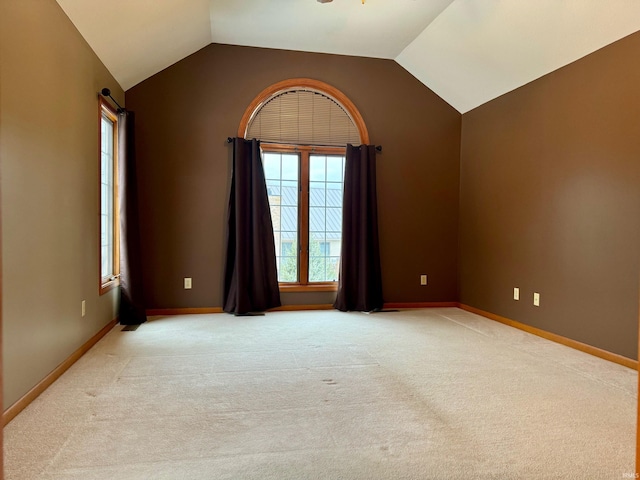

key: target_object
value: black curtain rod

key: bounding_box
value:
[226,137,382,152]
[100,88,125,113]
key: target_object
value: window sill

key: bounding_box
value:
[99,278,120,295]
[279,283,338,293]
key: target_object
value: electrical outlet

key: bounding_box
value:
[513,287,519,301]
[420,274,427,286]
[81,300,86,317]
[533,292,540,307]
[184,277,192,289]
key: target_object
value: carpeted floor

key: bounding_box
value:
[4,308,637,479]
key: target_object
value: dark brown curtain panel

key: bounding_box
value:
[223,138,281,314]
[334,144,383,312]
[118,111,147,325]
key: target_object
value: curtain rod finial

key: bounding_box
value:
[227,137,233,144]
[100,87,125,113]
[375,145,382,152]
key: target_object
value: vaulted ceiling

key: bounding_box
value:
[56,0,640,113]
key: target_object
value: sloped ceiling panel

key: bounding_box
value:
[396,0,640,113]
[209,0,454,59]
[56,0,212,91]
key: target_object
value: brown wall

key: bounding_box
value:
[0,0,122,408]
[460,33,640,359]
[126,44,461,309]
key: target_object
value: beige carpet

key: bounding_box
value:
[4,308,637,479]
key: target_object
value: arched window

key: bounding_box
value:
[239,79,368,291]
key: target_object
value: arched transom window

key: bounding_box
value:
[246,89,360,147]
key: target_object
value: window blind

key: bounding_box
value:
[246,90,361,146]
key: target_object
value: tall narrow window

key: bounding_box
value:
[99,100,119,293]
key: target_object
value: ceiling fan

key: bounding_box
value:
[318,0,366,4]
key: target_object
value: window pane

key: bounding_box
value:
[308,155,345,282]
[325,207,342,234]
[263,153,281,180]
[100,114,115,281]
[281,241,294,257]
[101,246,110,278]
[100,215,108,246]
[281,180,297,206]
[327,256,340,282]
[281,155,298,181]
[309,181,325,207]
[263,152,299,282]
[326,183,342,207]
[279,237,297,282]
[326,156,344,182]
[308,255,327,282]
[309,155,326,181]
[309,207,325,233]
[266,180,280,196]
[281,206,298,233]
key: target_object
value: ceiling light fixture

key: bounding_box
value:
[317,0,365,4]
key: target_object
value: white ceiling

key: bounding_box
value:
[56,0,640,113]
[208,0,453,59]
[397,0,640,113]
